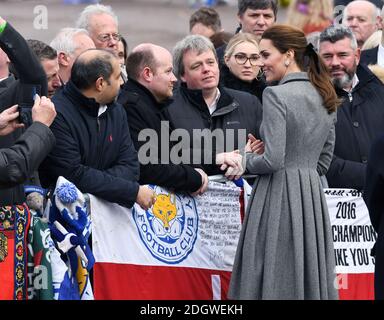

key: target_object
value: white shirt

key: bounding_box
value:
[343,74,359,102]
[351,73,359,91]
[377,44,384,68]
[98,105,108,117]
[207,88,221,115]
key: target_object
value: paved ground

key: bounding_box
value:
[0,0,287,51]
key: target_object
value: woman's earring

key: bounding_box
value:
[256,69,264,81]
[284,60,290,67]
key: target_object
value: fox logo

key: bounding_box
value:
[133,186,198,264]
[151,193,181,239]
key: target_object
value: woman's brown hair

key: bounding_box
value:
[262,24,340,113]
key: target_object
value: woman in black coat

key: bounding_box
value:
[220,33,266,102]
[364,133,384,300]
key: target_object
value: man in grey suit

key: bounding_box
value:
[319,24,384,190]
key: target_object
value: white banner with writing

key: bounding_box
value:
[324,189,377,274]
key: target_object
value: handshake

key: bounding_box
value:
[0,95,56,136]
[216,133,264,180]
[135,133,265,208]
[189,133,264,197]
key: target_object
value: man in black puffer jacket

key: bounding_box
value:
[118,43,208,195]
[168,35,263,177]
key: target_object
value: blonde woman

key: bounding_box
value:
[221,33,266,102]
[286,0,334,35]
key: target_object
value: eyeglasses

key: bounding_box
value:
[97,33,121,42]
[234,53,260,66]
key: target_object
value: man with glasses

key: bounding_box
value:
[76,3,120,54]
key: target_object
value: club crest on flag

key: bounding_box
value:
[132,186,198,264]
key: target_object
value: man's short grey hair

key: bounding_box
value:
[320,25,358,50]
[342,0,381,23]
[50,28,90,56]
[173,34,217,79]
[76,4,118,31]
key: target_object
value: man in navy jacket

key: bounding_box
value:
[319,25,384,190]
[40,49,155,210]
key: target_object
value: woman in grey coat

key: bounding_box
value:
[228,25,341,300]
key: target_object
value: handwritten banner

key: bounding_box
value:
[324,189,376,274]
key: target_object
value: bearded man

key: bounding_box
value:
[319,24,384,190]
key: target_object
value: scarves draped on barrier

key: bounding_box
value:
[27,214,54,300]
[1,176,375,300]
[45,177,94,300]
[0,204,31,300]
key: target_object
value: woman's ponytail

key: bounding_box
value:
[306,43,341,113]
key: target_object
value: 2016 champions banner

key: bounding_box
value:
[91,183,376,300]
[325,189,376,300]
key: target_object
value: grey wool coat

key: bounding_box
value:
[228,72,338,300]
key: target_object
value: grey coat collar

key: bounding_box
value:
[279,72,309,85]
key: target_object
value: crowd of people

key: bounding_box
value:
[1,0,384,300]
